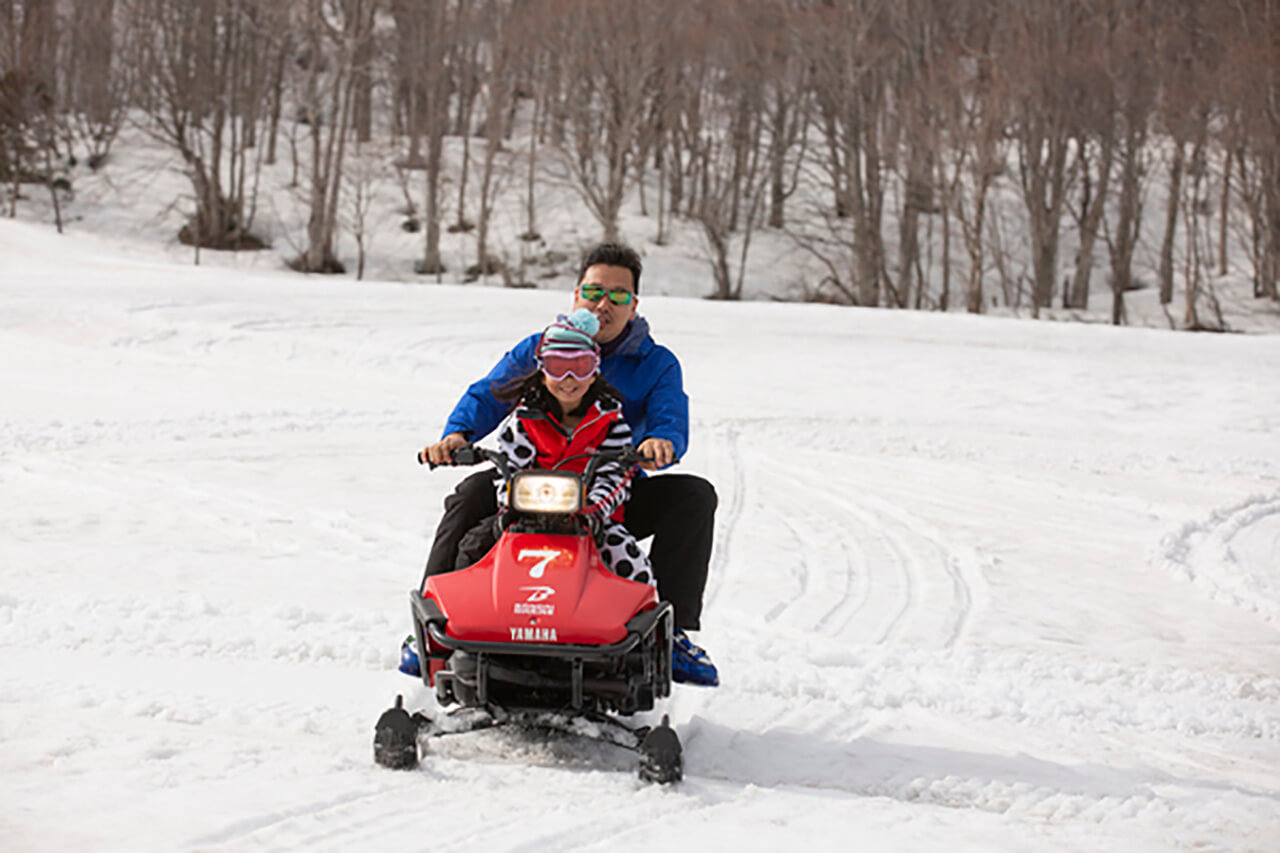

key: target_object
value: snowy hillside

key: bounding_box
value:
[2,217,1278,851]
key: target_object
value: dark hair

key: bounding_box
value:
[495,369,622,419]
[577,242,642,294]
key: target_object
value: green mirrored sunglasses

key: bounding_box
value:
[579,283,634,306]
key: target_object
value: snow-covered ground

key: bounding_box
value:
[2,216,1279,851]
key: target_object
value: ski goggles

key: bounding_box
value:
[579,283,635,306]
[539,349,600,381]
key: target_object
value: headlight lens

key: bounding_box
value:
[510,472,582,514]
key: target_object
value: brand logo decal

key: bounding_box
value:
[509,626,558,642]
[518,548,562,578]
[514,585,556,615]
[521,585,555,602]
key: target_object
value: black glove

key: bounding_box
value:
[582,509,604,539]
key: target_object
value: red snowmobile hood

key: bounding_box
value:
[423,531,657,646]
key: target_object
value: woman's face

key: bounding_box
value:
[543,370,595,412]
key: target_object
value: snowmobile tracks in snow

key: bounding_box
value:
[709,429,981,650]
[1156,489,1280,625]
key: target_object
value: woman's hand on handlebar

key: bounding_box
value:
[419,432,469,467]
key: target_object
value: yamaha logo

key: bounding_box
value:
[509,626,558,642]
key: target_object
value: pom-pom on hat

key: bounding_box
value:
[537,308,600,358]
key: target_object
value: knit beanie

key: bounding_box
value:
[537,308,600,358]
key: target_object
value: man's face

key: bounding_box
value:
[572,264,637,344]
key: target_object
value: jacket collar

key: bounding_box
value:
[600,315,652,359]
[516,393,621,425]
[517,394,619,439]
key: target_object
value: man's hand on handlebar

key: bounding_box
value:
[420,432,469,467]
[636,437,675,471]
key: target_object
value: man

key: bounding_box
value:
[420,242,719,686]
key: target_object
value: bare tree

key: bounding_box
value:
[1105,118,1146,326]
[1006,1,1090,316]
[389,0,426,167]
[63,0,123,169]
[1152,0,1219,312]
[471,0,519,280]
[691,1,771,300]
[126,0,279,250]
[663,33,712,227]
[1231,0,1280,301]
[938,28,1010,315]
[693,105,767,300]
[292,0,378,273]
[1,0,59,219]
[1065,134,1114,311]
[760,2,810,231]
[890,0,950,309]
[449,0,481,234]
[419,0,451,275]
[1102,0,1157,326]
[554,0,667,243]
[342,139,387,280]
[809,0,894,307]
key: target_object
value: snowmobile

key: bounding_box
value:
[373,443,682,784]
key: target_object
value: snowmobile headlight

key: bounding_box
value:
[510,471,583,514]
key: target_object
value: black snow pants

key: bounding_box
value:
[421,469,716,631]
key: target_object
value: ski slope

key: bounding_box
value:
[2,219,1278,852]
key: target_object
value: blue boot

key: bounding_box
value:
[672,630,719,687]
[398,635,421,677]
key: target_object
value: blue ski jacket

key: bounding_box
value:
[441,316,689,460]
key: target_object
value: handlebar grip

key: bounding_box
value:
[628,453,678,467]
[418,444,484,469]
[452,446,482,466]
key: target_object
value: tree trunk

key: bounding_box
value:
[419,0,448,275]
[845,122,886,307]
[767,90,790,229]
[1263,149,1280,300]
[1109,125,1144,326]
[391,0,427,167]
[352,17,372,143]
[266,44,286,166]
[667,134,684,219]
[73,0,115,128]
[1018,126,1070,316]
[896,137,930,309]
[422,127,444,275]
[1068,137,1114,310]
[940,183,951,312]
[1218,148,1231,277]
[523,86,541,240]
[1158,141,1185,306]
[1184,141,1207,328]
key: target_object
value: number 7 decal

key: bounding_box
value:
[517,548,561,578]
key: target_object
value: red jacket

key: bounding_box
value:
[497,395,633,520]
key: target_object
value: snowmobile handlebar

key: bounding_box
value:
[418,443,671,480]
[418,443,512,477]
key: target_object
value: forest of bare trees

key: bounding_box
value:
[2,0,1278,326]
